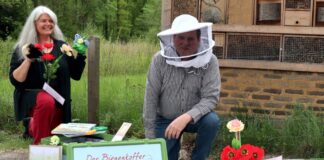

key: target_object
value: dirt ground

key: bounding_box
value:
[0,149,28,160]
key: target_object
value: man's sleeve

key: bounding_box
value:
[187,55,221,123]
[143,53,163,138]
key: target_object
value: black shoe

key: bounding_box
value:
[22,117,32,139]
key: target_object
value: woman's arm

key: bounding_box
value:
[68,54,86,80]
[12,58,32,82]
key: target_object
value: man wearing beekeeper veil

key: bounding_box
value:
[143,14,221,160]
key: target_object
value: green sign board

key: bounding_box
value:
[63,138,168,160]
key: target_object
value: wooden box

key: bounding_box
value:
[171,0,199,20]
[283,0,313,26]
[213,33,226,59]
[225,33,282,61]
[282,35,324,63]
[200,0,226,24]
[314,0,324,26]
[284,10,313,26]
[255,0,283,25]
[227,0,255,25]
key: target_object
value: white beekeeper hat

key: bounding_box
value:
[157,14,215,68]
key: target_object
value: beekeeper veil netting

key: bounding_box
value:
[157,14,215,68]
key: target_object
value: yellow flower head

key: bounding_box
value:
[60,44,77,58]
[21,44,30,58]
[226,119,245,132]
[50,135,60,145]
[77,38,84,44]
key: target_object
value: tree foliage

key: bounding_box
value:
[0,0,161,42]
[0,1,30,40]
[133,0,161,41]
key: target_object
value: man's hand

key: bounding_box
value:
[165,113,192,139]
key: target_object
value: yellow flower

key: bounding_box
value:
[21,44,30,57]
[50,135,60,145]
[77,38,84,44]
[60,44,76,58]
[226,119,244,132]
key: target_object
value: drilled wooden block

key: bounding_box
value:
[283,36,324,63]
[172,0,198,19]
[226,33,281,61]
[285,0,312,9]
[284,10,312,26]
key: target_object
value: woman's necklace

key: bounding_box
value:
[38,39,54,54]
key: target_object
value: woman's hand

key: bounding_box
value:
[22,44,42,60]
[72,34,89,55]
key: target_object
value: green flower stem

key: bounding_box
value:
[43,54,64,84]
[231,132,242,149]
[235,131,241,142]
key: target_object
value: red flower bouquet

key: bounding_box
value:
[221,119,265,160]
[33,42,73,83]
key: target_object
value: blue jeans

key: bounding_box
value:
[155,112,221,160]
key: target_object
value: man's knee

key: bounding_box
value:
[200,112,221,130]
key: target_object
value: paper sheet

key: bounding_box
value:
[43,82,65,105]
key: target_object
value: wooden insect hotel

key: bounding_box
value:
[161,0,324,118]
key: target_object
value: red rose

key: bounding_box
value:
[250,145,265,160]
[221,145,238,160]
[41,53,55,61]
[43,42,53,49]
[34,43,43,52]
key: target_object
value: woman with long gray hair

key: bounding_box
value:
[9,6,87,144]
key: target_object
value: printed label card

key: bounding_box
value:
[43,82,65,105]
[111,122,132,142]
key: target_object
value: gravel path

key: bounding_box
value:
[0,149,28,160]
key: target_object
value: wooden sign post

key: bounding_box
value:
[87,36,100,124]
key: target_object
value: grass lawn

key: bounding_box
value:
[70,74,147,137]
[0,74,147,148]
[0,131,31,150]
